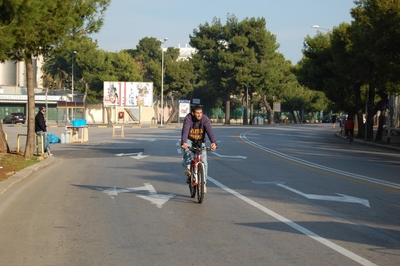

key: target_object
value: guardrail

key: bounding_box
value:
[17,134,44,154]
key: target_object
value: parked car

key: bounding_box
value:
[3,112,26,124]
[322,115,333,123]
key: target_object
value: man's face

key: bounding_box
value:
[41,109,46,114]
[192,109,203,121]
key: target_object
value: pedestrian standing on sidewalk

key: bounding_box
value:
[35,107,52,156]
[331,115,337,128]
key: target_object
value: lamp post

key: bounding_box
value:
[71,50,77,120]
[160,38,167,126]
[311,25,331,32]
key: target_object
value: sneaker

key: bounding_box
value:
[183,166,191,177]
[47,148,53,156]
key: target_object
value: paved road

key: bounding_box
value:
[1,124,399,265]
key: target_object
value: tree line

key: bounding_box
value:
[297,0,400,140]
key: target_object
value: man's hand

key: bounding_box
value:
[181,143,189,150]
[210,143,217,150]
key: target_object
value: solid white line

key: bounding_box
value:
[240,132,400,190]
[208,176,377,266]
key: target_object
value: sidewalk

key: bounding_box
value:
[335,128,400,152]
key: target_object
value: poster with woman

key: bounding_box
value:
[103,82,153,107]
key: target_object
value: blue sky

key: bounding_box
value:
[91,0,355,63]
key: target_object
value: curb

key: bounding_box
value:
[335,132,400,152]
[0,156,56,198]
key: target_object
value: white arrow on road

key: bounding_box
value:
[115,152,149,159]
[276,183,370,208]
[130,152,149,160]
[103,183,175,208]
[211,152,247,159]
[115,152,141,156]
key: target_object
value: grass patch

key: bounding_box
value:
[0,153,41,181]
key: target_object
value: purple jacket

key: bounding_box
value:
[181,113,217,145]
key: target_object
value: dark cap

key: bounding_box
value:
[39,106,45,111]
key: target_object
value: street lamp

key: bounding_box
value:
[71,50,77,120]
[160,38,167,126]
[311,25,331,32]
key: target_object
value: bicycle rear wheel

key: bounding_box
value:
[189,166,196,198]
[197,163,205,203]
[348,133,353,144]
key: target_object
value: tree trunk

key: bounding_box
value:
[262,95,273,124]
[366,86,375,140]
[242,94,248,125]
[375,109,385,141]
[165,93,177,124]
[224,93,231,124]
[24,57,36,158]
[290,110,296,123]
[356,109,364,138]
[83,82,88,103]
[249,101,253,125]
[354,83,364,138]
[0,124,10,153]
[374,93,388,141]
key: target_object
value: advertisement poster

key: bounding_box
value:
[179,100,190,118]
[103,82,153,107]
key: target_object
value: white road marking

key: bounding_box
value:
[115,152,141,156]
[277,183,370,207]
[130,152,149,160]
[103,183,175,208]
[240,132,400,190]
[211,152,247,159]
[208,176,377,266]
[251,181,370,207]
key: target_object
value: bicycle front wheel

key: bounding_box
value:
[197,163,205,203]
[189,166,196,198]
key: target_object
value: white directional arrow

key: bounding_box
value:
[211,152,247,159]
[103,183,175,208]
[136,138,156,142]
[115,152,141,157]
[130,152,149,160]
[276,183,370,208]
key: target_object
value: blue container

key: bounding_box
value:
[72,119,87,127]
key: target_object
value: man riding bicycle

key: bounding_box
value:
[344,116,354,138]
[181,105,217,193]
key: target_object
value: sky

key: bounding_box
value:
[91,0,356,64]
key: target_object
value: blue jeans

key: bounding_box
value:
[36,131,50,152]
[182,140,208,184]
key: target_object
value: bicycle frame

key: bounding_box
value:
[190,149,203,186]
[187,145,212,203]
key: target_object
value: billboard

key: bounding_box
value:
[103,82,153,107]
[179,100,190,118]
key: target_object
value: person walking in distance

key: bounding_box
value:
[331,114,337,128]
[181,105,217,193]
[344,116,354,141]
[35,107,52,155]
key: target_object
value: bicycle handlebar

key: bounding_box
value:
[186,146,214,153]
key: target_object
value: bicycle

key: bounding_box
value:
[186,145,212,204]
[347,130,353,144]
